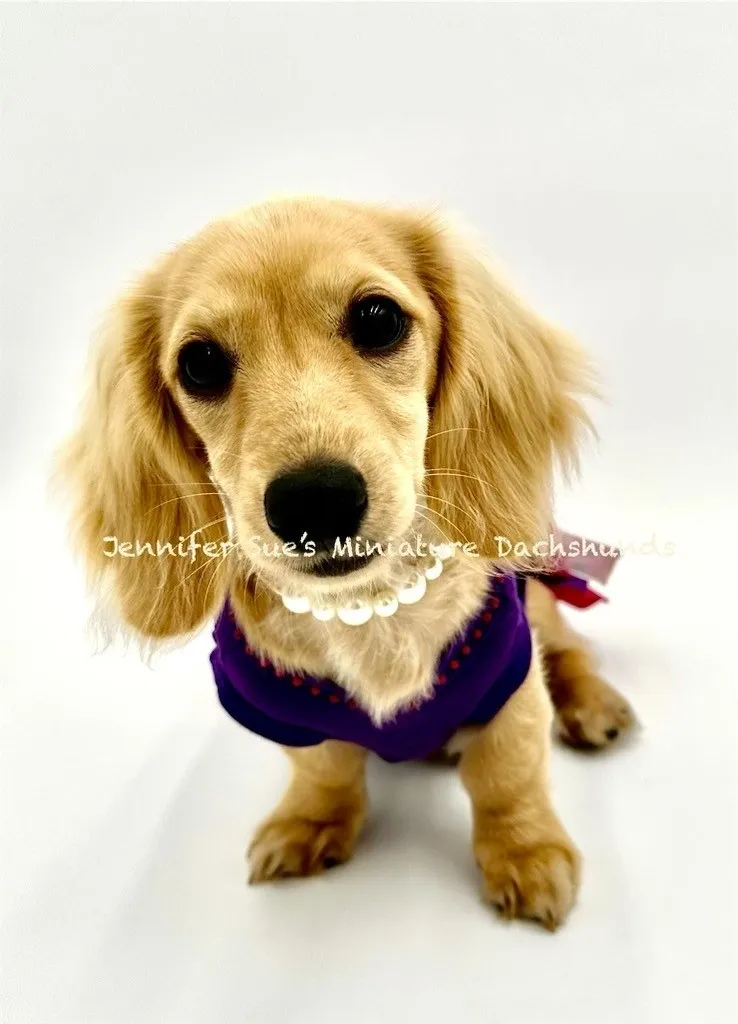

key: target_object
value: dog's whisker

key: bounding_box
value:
[144,492,223,515]
[178,552,220,589]
[253,574,267,604]
[203,539,237,605]
[414,508,490,580]
[425,426,484,443]
[152,482,227,489]
[194,514,230,536]
[414,502,471,545]
[178,530,232,589]
[419,491,480,525]
[413,507,454,548]
[424,470,499,492]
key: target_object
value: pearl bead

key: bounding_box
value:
[433,543,455,562]
[312,606,336,622]
[397,573,427,605]
[373,594,399,617]
[337,602,373,626]
[424,556,444,581]
[282,594,311,614]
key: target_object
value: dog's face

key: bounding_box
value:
[159,202,443,595]
[61,198,592,637]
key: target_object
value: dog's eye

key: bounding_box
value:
[347,295,408,352]
[177,340,234,398]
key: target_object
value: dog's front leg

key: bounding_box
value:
[459,651,581,930]
[248,741,367,883]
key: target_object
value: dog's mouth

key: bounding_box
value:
[304,552,376,578]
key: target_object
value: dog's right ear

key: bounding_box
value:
[57,263,231,640]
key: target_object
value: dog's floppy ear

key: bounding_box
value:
[400,214,595,562]
[58,263,230,639]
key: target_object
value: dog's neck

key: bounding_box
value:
[229,552,492,723]
[274,543,456,625]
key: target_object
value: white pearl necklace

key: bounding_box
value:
[279,544,455,626]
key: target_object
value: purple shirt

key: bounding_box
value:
[210,575,532,762]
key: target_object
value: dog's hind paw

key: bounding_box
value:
[555,677,636,750]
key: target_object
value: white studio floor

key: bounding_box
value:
[2,5,737,1022]
[1,470,736,1024]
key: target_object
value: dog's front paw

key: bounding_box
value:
[556,677,636,750]
[248,814,360,884]
[475,835,581,931]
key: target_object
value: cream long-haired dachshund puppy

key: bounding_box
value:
[61,198,634,930]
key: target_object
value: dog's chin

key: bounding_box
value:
[251,549,387,599]
[304,552,376,578]
[289,550,383,594]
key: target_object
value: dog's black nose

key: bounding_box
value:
[264,460,368,549]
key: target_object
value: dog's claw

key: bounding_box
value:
[477,840,581,930]
[556,680,636,750]
[248,814,360,884]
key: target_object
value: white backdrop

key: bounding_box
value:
[2,5,737,1024]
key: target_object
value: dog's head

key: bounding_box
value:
[60,198,593,638]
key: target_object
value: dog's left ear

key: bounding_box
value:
[396,212,595,562]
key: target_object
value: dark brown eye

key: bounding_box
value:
[347,295,408,352]
[177,340,234,398]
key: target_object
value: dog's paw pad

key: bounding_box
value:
[556,678,636,750]
[247,816,357,884]
[477,841,580,931]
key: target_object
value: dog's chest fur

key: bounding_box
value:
[231,558,491,722]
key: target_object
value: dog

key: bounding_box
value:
[60,197,635,929]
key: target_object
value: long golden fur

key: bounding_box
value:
[60,198,635,928]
